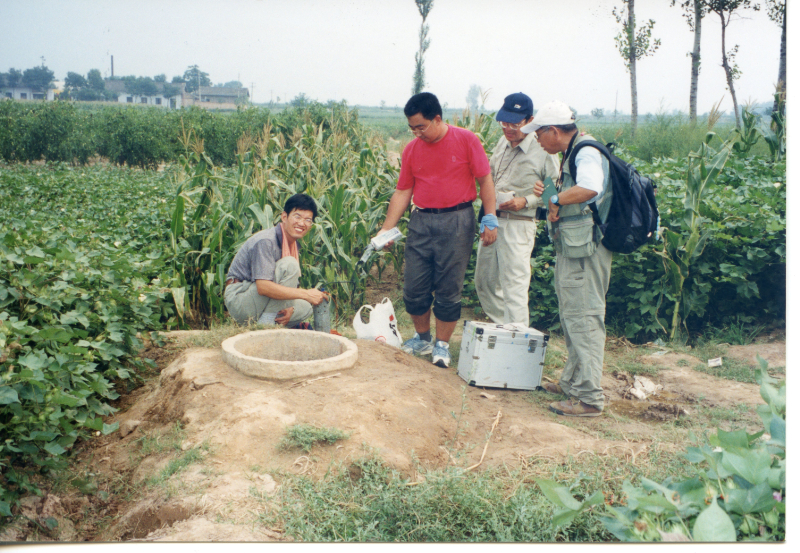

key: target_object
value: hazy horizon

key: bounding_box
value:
[1,0,785,117]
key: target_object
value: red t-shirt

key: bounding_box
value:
[397,125,491,209]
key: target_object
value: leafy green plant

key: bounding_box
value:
[278,424,349,453]
[731,108,761,157]
[758,92,785,162]
[536,356,785,542]
[657,132,733,339]
[0,163,176,515]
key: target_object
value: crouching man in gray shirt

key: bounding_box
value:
[224,193,328,327]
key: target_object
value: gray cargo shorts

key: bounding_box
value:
[403,206,475,322]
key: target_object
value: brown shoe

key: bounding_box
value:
[539,381,564,395]
[549,399,602,418]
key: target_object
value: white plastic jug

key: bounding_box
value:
[353,298,403,348]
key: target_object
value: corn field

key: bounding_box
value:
[166,112,400,327]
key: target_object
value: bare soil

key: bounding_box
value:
[2,327,783,543]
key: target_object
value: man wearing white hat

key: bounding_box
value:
[521,101,613,417]
[475,92,559,325]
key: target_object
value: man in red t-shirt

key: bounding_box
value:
[376,92,497,368]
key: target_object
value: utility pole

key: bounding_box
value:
[111,55,114,77]
[251,82,255,102]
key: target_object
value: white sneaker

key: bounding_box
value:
[432,340,451,368]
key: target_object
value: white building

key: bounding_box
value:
[2,87,56,101]
[104,80,185,108]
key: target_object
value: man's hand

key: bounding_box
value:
[547,199,560,223]
[533,180,545,197]
[275,307,294,326]
[305,288,328,306]
[480,227,497,246]
[498,197,527,212]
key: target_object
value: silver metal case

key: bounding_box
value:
[457,321,548,390]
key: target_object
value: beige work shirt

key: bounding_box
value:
[489,131,559,218]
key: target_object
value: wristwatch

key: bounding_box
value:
[550,194,560,207]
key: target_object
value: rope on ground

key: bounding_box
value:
[465,410,502,472]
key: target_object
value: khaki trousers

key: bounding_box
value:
[224,257,312,326]
[554,244,612,409]
[475,217,536,325]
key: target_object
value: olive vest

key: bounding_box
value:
[549,133,612,258]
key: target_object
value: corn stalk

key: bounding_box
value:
[656,132,732,339]
[167,109,399,327]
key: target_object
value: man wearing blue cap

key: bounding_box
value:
[475,93,559,325]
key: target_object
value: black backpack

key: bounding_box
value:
[568,141,659,254]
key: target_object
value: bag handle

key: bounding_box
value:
[353,304,373,327]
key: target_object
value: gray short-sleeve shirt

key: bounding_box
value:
[226,225,284,282]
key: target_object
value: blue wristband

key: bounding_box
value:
[479,213,499,234]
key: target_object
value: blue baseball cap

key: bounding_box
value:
[496,93,533,124]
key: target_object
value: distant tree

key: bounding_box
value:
[290,92,313,108]
[591,107,605,118]
[154,74,167,83]
[613,0,660,138]
[171,75,184,84]
[64,71,87,91]
[705,0,758,129]
[162,83,181,98]
[765,0,785,113]
[221,80,243,88]
[466,84,480,113]
[380,100,386,109]
[183,65,211,93]
[671,0,709,123]
[5,68,22,87]
[412,0,434,95]
[22,65,55,91]
[87,69,105,91]
[122,76,159,97]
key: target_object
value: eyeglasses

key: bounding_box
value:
[289,213,314,226]
[535,126,552,140]
[407,121,433,135]
[499,120,526,130]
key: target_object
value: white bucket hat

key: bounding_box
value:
[520,101,576,133]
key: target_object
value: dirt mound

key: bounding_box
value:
[21,333,774,542]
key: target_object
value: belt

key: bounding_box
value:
[415,201,473,214]
[225,278,244,287]
[498,211,536,222]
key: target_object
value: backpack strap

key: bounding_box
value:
[566,140,613,228]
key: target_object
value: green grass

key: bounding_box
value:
[703,316,767,346]
[692,358,761,384]
[134,422,186,457]
[261,431,705,543]
[146,443,209,488]
[263,454,609,542]
[278,424,350,453]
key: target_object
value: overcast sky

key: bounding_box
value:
[0,0,785,115]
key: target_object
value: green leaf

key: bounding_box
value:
[535,479,582,510]
[724,482,776,515]
[692,501,736,542]
[769,416,785,447]
[44,441,67,456]
[102,422,119,435]
[0,386,20,404]
[29,431,57,441]
[720,449,772,486]
[0,501,12,517]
